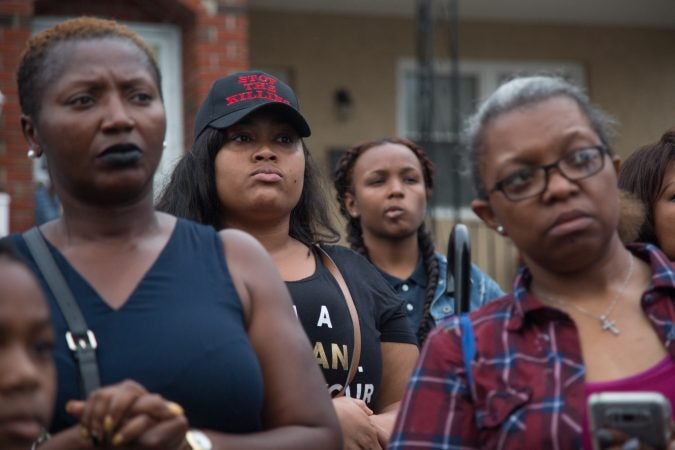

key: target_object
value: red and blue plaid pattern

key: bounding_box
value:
[390,244,675,450]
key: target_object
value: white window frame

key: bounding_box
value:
[397,59,586,220]
[31,17,184,195]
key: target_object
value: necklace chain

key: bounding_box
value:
[542,255,634,336]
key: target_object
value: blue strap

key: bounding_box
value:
[459,313,475,392]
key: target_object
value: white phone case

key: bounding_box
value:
[588,391,672,450]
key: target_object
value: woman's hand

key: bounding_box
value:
[593,422,675,450]
[594,428,649,449]
[368,406,398,448]
[66,379,190,449]
[333,396,382,450]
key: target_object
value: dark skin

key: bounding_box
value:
[343,143,430,280]
[213,113,419,449]
[471,96,674,449]
[21,36,341,450]
[0,258,56,450]
[594,425,675,450]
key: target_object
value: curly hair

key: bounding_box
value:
[157,127,340,246]
[17,16,161,118]
[333,137,439,344]
[618,130,675,246]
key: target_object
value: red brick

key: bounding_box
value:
[0,2,34,15]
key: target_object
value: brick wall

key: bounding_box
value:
[0,0,35,232]
[0,0,248,233]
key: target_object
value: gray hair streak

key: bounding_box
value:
[466,75,616,198]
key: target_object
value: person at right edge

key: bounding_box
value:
[389,75,675,449]
[618,130,675,261]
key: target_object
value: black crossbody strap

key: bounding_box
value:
[23,227,100,398]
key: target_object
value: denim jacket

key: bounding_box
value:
[430,251,504,325]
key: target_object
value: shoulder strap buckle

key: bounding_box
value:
[66,330,98,351]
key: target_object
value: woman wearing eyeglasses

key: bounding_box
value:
[389,76,675,449]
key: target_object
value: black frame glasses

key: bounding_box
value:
[490,145,608,202]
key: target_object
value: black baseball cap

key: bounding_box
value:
[193,70,311,142]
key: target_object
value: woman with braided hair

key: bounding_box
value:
[334,137,503,344]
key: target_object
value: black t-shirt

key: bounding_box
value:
[286,245,416,408]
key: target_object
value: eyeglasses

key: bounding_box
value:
[490,145,608,202]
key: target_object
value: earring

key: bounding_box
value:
[496,225,505,235]
[163,141,167,150]
[27,148,37,159]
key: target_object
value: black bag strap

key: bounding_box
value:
[23,227,100,398]
[316,245,361,397]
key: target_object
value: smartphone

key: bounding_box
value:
[588,391,672,450]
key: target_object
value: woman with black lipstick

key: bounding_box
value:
[5,17,340,450]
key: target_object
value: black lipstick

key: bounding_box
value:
[98,143,142,167]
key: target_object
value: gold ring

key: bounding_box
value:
[167,401,184,417]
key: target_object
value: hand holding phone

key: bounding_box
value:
[588,391,672,450]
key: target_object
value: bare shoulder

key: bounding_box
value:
[217,228,272,275]
[218,229,293,288]
[216,229,288,322]
[218,228,265,254]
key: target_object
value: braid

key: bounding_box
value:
[334,145,366,255]
[416,225,440,344]
[334,137,439,344]
[346,217,369,258]
[333,144,371,258]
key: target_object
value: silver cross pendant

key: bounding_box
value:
[600,315,620,335]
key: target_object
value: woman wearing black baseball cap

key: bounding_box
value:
[159,70,419,449]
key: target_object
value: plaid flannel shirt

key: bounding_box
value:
[390,244,675,450]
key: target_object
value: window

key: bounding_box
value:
[31,18,184,196]
[397,59,585,218]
